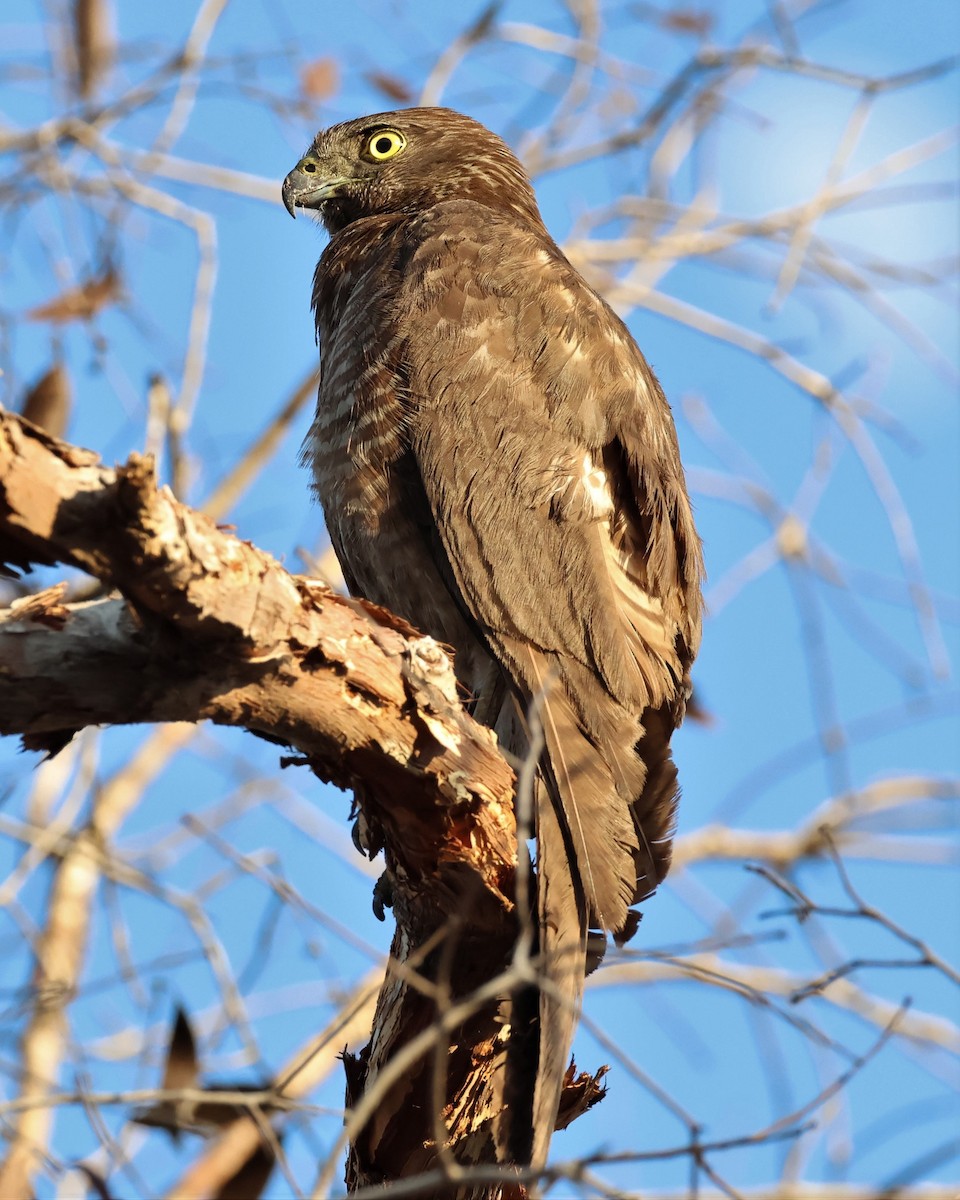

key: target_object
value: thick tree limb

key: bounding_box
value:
[0,411,600,1196]
[0,408,515,851]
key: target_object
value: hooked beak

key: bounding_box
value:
[281,160,350,218]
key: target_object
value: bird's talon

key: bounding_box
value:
[372,871,394,921]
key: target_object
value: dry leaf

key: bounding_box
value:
[661,8,713,36]
[20,362,71,438]
[27,267,120,324]
[133,1006,283,1140]
[464,1,500,44]
[163,1007,200,1092]
[76,1164,117,1200]
[215,1139,280,1200]
[684,683,714,725]
[300,57,339,101]
[633,3,713,37]
[363,71,414,104]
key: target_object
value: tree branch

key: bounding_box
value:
[0,410,600,1195]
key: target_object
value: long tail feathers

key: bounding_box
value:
[529,791,585,1170]
[521,648,639,932]
[495,643,681,1170]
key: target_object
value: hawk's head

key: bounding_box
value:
[282,107,541,234]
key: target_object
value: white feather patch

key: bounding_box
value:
[581,454,613,518]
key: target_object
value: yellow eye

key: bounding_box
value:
[363,129,406,162]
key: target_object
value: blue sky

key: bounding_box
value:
[1,0,957,1195]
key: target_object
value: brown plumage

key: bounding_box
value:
[284,107,703,1167]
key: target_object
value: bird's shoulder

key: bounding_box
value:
[391,203,673,452]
